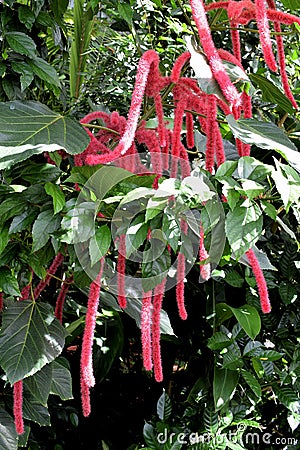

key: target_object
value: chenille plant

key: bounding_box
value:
[0,0,299,448]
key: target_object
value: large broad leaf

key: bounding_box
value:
[249,74,294,114]
[0,407,17,450]
[50,358,73,400]
[226,115,299,172]
[0,301,66,384]
[0,101,90,168]
[5,32,36,58]
[32,209,61,252]
[216,304,261,340]
[24,364,52,405]
[213,367,239,411]
[157,390,172,421]
[225,200,263,259]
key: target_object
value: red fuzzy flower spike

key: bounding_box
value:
[171,52,191,83]
[205,95,217,173]
[117,234,127,309]
[176,220,188,321]
[246,248,271,313]
[55,276,74,324]
[186,112,195,149]
[255,0,277,72]
[189,0,241,107]
[152,278,167,382]
[141,290,153,371]
[86,50,161,165]
[266,0,298,110]
[80,258,105,417]
[34,252,64,300]
[13,380,24,435]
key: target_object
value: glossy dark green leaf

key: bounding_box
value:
[225,200,263,259]
[18,5,36,29]
[89,225,111,266]
[250,74,294,114]
[28,57,61,88]
[217,303,261,339]
[0,407,17,450]
[22,395,50,426]
[0,268,20,297]
[50,358,73,400]
[44,182,65,214]
[0,301,66,384]
[157,390,172,421]
[24,364,52,405]
[11,61,34,91]
[32,209,61,252]
[241,369,262,398]
[213,367,239,411]
[227,115,298,156]
[9,208,39,234]
[5,32,36,58]
[0,223,9,256]
[0,101,90,164]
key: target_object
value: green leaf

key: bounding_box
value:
[28,57,61,88]
[162,208,180,253]
[226,115,298,155]
[9,208,39,234]
[225,201,263,259]
[213,367,239,411]
[236,156,272,182]
[142,244,171,291]
[216,304,261,340]
[0,223,9,256]
[225,270,244,288]
[249,73,294,114]
[260,200,277,220]
[0,301,66,384]
[0,407,17,450]
[0,268,20,297]
[203,408,219,434]
[274,385,300,413]
[32,209,61,252]
[241,369,262,397]
[24,364,52,405]
[125,217,148,258]
[22,395,50,426]
[118,2,133,26]
[143,423,157,449]
[207,331,232,351]
[11,61,34,91]
[0,196,27,226]
[44,182,65,214]
[157,390,172,421]
[50,358,73,400]
[272,159,300,211]
[0,101,90,163]
[5,32,36,58]
[89,225,111,266]
[18,5,36,29]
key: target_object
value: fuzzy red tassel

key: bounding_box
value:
[33,253,64,300]
[117,234,127,309]
[199,225,211,281]
[141,290,153,371]
[55,276,73,324]
[13,380,24,435]
[152,278,167,382]
[80,258,105,417]
[246,248,271,313]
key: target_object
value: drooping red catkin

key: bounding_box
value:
[241,92,252,155]
[217,48,243,69]
[230,26,242,63]
[255,0,277,72]
[141,290,153,371]
[86,50,160,165]
[266,0,298,110]
[80,258,105,417]
[176,252,187,320]
[205,95,217,173]
[55,276,73,324]
[189,0,240,107]
[33,252,64,300]
[152,278,167,382]
[0,292,3,312]
[117,234,127,309]
[215,122,226,166]
[186,112,195,149]
[199,225,211,281]
[13,380,24,435]
[171,51,191,83]
[246,248,271,313]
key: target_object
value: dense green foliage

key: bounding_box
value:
[0,1,300,449]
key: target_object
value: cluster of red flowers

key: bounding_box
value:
[7,0,299,432]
